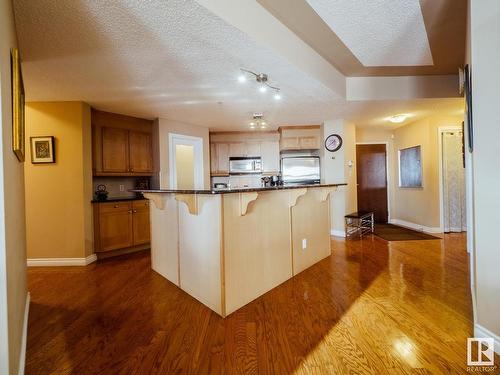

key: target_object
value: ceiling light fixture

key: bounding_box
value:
[249,113,269,130]
[239,68,282,99]
[388,114,408,123]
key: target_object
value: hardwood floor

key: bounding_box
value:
[26,233,484,374]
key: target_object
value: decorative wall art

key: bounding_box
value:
[399,145,422,188]
[30,136,55,164]
[11,48,25,162]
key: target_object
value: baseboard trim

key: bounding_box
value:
[331,229,346,238]
[474,323,500,354]
[18,293,30,375]
[389,219,442,234]
[27,254,97,267]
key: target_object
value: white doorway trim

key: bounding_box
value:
[355,142,391,222]
[437,125,464,235]
[168,133,204,189]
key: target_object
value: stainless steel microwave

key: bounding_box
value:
[229,157,262,175]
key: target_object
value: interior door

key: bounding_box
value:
[356,144,388,223]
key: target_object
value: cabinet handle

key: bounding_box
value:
[128,210,132,213]
[133,209,137,213]
[114,205,119,208]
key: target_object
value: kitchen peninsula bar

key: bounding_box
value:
[132,183,346,317]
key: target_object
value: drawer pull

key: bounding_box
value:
[114,205,119,208]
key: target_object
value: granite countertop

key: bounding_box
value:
[91,196,146,203]
[130,183,347,195]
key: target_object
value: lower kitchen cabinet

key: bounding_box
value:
[93,199,150,255]
[132,200,151,245]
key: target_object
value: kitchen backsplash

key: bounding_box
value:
[93,177,150,199]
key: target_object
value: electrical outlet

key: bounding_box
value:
[302,238,307,250]
[119,184,125,192]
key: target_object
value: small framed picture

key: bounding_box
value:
[30,136,55,164]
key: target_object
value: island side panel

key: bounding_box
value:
[223,191,292,316]
[178,195,223,315]
[150,194,179,285]
[291,189,332,275]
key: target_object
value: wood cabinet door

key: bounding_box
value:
[246,142,261,157]
[98,202,133,251]
[210,143,218,173]
[217,143,229,173]
[129,131,153,173]
[132,200,150,245]
[299,136,319,149]
[261,141,280,173]
[229,143,246,157]
[102,127,129,172]
[280,137,300,150]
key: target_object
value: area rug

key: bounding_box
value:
[373,223,441,241]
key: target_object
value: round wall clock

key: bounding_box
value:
[325,134,343,152]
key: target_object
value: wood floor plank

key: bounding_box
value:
[25,234,489,374]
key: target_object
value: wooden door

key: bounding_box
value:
[132,200,150,245]
[261,141,280,173]
[356,144,388,223]
[102,127,129,172]
[129,131,153,173]
[217,143,229,173]
[98,202,133,251]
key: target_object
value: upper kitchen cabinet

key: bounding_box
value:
[211,142,230,176]
[210,132,279,176]
[279,126,321,151]
[261,141,280,173]
[129,131,153,173]
[101,127,129,173]
[92,109,156,176]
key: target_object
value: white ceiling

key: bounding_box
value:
[13,0,461,131]
[305,0,433,67]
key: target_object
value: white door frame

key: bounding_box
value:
[355,142,391,222]
[168,133,204,189]
[437,125,464,235]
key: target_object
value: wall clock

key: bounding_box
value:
[325,134,343,152]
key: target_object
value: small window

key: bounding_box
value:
[399,145,422,188]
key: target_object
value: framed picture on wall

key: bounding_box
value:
[30,136,55,164]
[399,145,422,188]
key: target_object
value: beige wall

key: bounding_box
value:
[391,115,463,229]
[0,0,28,373]
[321,119,357,235]
[24,102,93,259]
[356,115,463,230]
[154,118,210,189]
[470,0,500,343]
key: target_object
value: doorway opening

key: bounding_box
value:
[356,143,389,223]
[439,127,467,233]
[168,133,204,189]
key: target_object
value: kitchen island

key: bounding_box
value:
[132,183,346,317]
